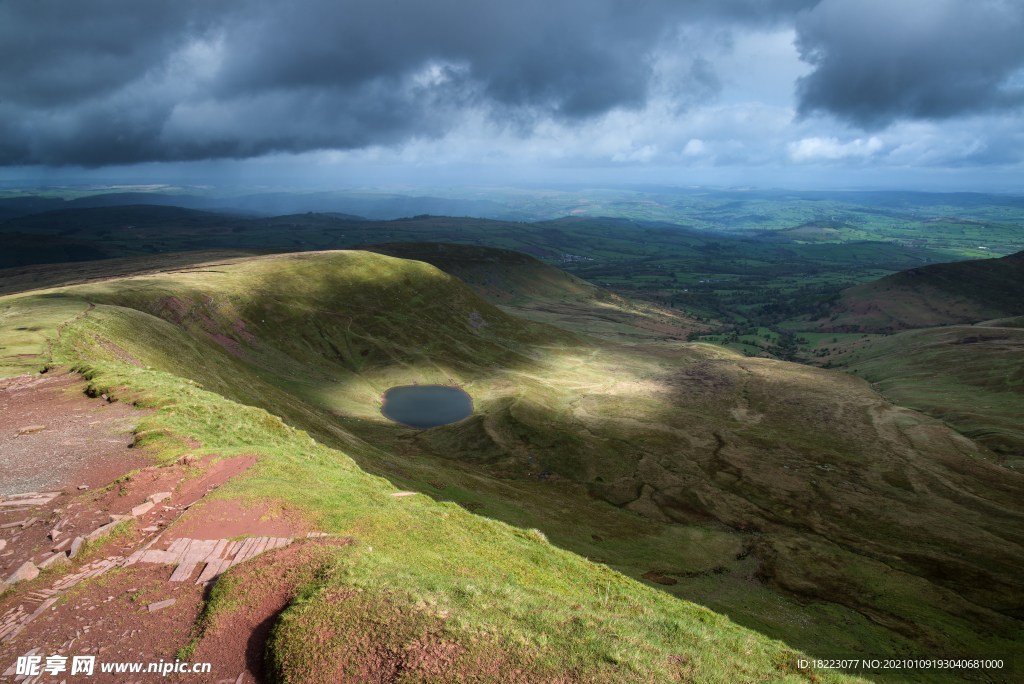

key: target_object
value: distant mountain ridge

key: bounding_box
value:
[0,191,529,222]
[0,232,108,269]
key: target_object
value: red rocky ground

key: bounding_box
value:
[0,370,317,683]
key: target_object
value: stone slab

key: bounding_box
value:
[0,498,51,508]
[169,539,219,581]
[148,599,176,613]
[37,553,68,570]
[130,501,155,517]
[85,521,121,543]
[195,559,229,585]
[166,538,189,555]
[4,562,38,585]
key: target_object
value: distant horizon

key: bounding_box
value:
[1,179,1023,198]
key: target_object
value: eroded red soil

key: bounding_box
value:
[0,370,152,497]
[0,371,320,683]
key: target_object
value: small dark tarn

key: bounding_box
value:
[380,385,473,429]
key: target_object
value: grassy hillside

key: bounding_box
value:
[810,250,1024,332]
[357,242,602,306]
[818,325,1024,464]
[359,242,699,342]
[0,249,287,297]
[981,315,1024,328]
[2,249,1021,681]
[0,251,859,683]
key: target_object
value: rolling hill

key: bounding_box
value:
[810,250,1024,332]
[762,220,854,242]
[1,247,1021,681]
[358,242,699,342]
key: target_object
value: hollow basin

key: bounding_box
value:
[380,385,473,429]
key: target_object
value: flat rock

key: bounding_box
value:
[85,521,121,543]
[0,492,59,507]
[16,425,46,434]
[1,649,40,676]
[69,536,85,558]
[37,552,68,569]
[0,498,51,508]
[147,492,172,504]
[147,598,176,613]
[0,540,5,551]
[130,501,155,517]
[5,562,39,585]
[109,514,132,523]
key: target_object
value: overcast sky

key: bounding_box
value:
[2,0,1023,191]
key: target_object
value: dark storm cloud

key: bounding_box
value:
[0,0,824,166]
[794,0,1024,129]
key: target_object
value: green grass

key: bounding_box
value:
[0,294,90,376]
[833,325,1024,466]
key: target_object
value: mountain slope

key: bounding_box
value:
[1,249,1021,679]
[360,241,699,342]
[831,325,1024,462]
[815,250,1024,332]
[2,250,845,682]
[359,241,600,304]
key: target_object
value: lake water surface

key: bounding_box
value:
[380,385,473,428]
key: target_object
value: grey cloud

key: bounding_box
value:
[795,0,1024,129]
[0,2,230,108]
[0,0,818,166]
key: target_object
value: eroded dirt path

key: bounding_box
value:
[0,369,317,684]
[0,371,152,497]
